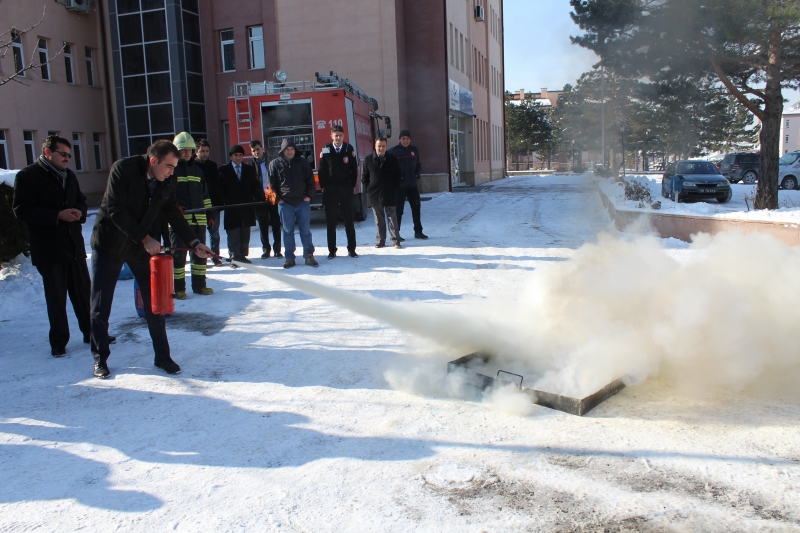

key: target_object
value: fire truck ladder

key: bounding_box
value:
[233,83,254,146]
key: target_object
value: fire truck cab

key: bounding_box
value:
[227,71,392,221]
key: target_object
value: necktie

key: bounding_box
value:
[235,165,241,179]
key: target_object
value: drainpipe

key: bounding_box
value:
[97,0,118,162]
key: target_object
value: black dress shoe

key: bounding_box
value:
[397,236,406,242]
[51,347,66,358]
[212,257,223,266]
[415,232,429,239]
[348,250,358,258]
[274,252,284,258]
[328,251,336,259]
[94,362,110,379]
[233,255,252,264]
[261,252,270,259]
[375,242,385,248]
[154,358,181,375]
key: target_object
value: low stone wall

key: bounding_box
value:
[419,173,449,194]
[596,185,800,246]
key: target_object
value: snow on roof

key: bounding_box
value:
[0,169,19,187]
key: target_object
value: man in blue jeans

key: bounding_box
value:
[268,138,317,268]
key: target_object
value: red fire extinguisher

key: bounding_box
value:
[150,253,175,316]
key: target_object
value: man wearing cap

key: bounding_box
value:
[170,132,213,299]
[218,145,262,263]
[388,130,428,240]
[269,138,317,268]
[318,125,358,259]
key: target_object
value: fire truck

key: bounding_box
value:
[227,71,392,221]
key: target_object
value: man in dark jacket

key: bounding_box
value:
[247,139,282,259]
[388,130,428,240]
[362,137,402,248]
[269,138,317,268]
[195,138,222,266]
[318,125,358,259]
[218,145,262,263]
[171,132,213,298]
[89,140,214,379]
[12,135,92,357]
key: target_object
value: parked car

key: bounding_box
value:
[719,152,759,184]
[661,160,732,203]
[778,151,800,190]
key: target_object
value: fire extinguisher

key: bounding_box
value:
[150,253,175,316]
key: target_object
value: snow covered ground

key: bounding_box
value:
[597,172,800,223]
[2,175,799,532]
[0,168,18,187]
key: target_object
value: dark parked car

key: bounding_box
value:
[719,153,759,184]
[661,161,732,203]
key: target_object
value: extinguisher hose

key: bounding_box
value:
[160,247,239,267]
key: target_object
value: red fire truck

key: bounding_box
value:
[227,71,392,221]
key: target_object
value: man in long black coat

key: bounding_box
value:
[13,135,92,357]
[89,140,214,379]
[362,137,402,248]
[218,144,262,263]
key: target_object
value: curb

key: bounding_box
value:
[594,183,800,246]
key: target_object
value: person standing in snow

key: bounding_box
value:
[170,132,214,299]
[218,145,262,263]
[362,137,402,248]
[12,135,104,357]
[388,130,428,240]
[246,139,282,259]
[269,138,317,268]
[89,140,214,379]
[318,124,359,259]
[194,139,223,267]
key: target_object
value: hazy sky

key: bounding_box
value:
[502,0,800,112]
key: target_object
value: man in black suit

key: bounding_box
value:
[362,137,403,248]
[13,135,93,357]
[218,145,262,263]
[89,140,214,379]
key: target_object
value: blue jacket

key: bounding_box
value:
[388,144,422,188]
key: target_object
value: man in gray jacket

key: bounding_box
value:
[268,138,317,268]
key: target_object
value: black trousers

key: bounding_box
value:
[323,185,356,253]
[257,204,281,254]
[170,225,207,292]
[396,187,423,234]
[90,250,170,364]
[36,259,92,351]
[227,226,252,258]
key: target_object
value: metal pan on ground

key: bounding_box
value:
[447,352,625,416]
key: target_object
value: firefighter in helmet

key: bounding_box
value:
[171,132,214,298]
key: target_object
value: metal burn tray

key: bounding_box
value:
[447,352,625,416]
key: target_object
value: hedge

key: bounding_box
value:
[0,182,29,263]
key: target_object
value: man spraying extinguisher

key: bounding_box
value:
[171,132,214,299]
[89,140,214,379]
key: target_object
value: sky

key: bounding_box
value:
[502,0,800,113]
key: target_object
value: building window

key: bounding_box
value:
[449,24,454,65]
[93,133,103,170]
[38,39,50,80]
[248,26,265,70]
[85,48,95,87]
[72,133,84,172]
[221,30,235,72]
[23,131,35,166]
[786,135,790,143]
[64,43,75,84]
[12,30,25,78]
[0,131,8,170]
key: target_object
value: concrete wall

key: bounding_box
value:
[0,1,113,202]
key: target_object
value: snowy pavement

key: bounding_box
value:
[2,175,799,532]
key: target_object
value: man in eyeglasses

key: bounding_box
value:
[12,135,104,358]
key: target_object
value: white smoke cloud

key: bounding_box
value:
[236,230,800,403]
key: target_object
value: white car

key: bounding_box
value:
[778,151,800,190]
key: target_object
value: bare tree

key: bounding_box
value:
[0,2,66,87]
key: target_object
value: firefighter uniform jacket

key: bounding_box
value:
[318,142,358,188]
[90,155,199,263]
[173,158,212,226]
